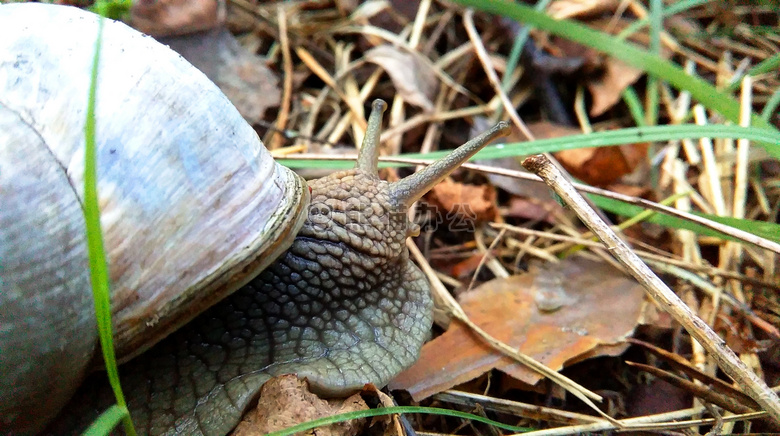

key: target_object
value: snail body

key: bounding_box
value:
[0,4,508,435]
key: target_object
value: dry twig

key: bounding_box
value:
[521,153,780,425]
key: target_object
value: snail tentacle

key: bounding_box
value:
[388,121,510,207]
[355,99,386,175]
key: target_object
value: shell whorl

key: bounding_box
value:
[0,4,307,433]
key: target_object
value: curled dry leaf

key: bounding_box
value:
[542,38,642,117]
[586,57,643,117]
[548,0,621,19]
[555,142,649,186]
[131,0,225,37]
[365,45,437,112]
[389,257,646,401]
[506,197,561,224]
[426,179,498,225]
[450,253,489,280]
[160,28,281,124]
[585,17,672,116]
[540,17,670,117]
[233,375,369,436]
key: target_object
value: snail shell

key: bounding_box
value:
[0,3,308,433]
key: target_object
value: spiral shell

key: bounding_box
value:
[0,3,308,432]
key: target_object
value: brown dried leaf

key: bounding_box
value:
[450,253,486,280]
[505,197,561,224]
[372,389,404,436]
[583,17,673,116]
[233,375,369,436]
[365,45,437,112]
[586,58,643,117]
[389,257,646,400]
[160,28,281,124]
[548,0,620,19]
[131,0,224,37]
[426,179,498,225]
[555,142,649,186]
[541,17,672,116]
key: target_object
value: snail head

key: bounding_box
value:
[301,99,511,261]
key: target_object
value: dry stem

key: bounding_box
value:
[521,153,780,425]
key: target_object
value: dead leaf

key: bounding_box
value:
[548,0,620,19]
[233,375,368,436]
[525,121,584,140]
[389,257,646,401]
[555,142,649,186]
[366,389,404,436]
[365,45,437,112]
[131,0,225,37]
[505,197,561,224]
[159,28,281,124]
[586,58,643,116]
[426,179,498,226]
[450,252,486,280]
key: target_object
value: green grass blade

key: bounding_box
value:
[623,87,646,127]
[84,4,136,436]
[403,124,780,161]
[89,0,132,20]
[267,406,532,436]
[591,194,780,244]
[82,405,129,436]
[644,0,662,126]
[449,0,780,159]
[761,89,780,122]
[278,124,780,170]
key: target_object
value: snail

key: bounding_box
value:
[0,3,509,435]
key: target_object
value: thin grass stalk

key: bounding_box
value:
[84,3,136,435]
[644,0,662,126]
